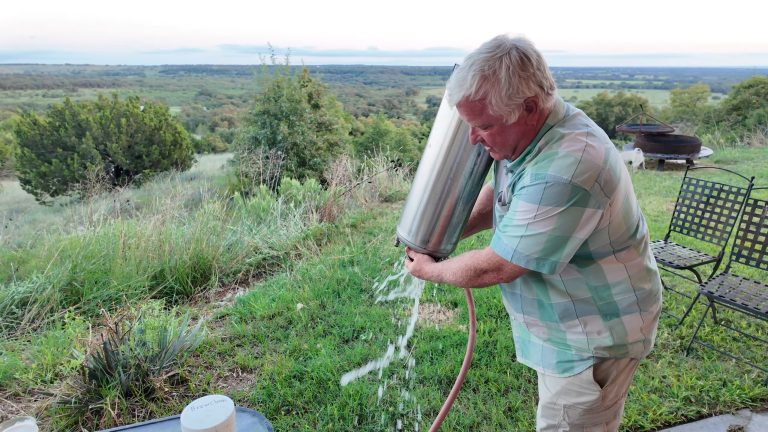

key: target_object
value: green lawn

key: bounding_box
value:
[188,147,768,431]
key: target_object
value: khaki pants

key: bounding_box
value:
[536,358,640,431]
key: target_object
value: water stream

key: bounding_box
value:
[340,262,425,430]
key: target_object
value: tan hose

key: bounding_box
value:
[428,287,477,431]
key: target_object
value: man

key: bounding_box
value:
[404,35,662,431]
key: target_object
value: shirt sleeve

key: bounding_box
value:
[490,179,606,275]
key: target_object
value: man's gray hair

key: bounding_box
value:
[446,35,557,123]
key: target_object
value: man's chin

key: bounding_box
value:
[489,151,507,161]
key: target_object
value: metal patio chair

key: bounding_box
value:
[685,187,768,382]
[651,166,754,325]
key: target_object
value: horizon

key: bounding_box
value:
[3,62,768,70]
[2,0,767,68]
[1,49,767,68]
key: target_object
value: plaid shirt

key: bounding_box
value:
[491,97,662,377]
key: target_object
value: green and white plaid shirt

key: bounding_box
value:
[491,97,662,377]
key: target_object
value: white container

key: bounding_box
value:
[0,417,38,432]
[180,395,236,432]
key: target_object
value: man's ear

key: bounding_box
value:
[522,98,539,124]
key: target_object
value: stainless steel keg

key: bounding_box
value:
[396,90,492,258]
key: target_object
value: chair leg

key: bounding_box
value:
[677,293,701,327]
[685,299,714,356]
[690,269,703,285]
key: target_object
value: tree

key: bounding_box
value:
[577,91,650,139]
[353,115,425,167]
[717,76,768,132]
[234,65,351,188]
[14,94,193,202]
[667,83,712,124]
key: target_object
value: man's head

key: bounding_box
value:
[447,35,557,160]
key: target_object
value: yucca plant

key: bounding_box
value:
[53,309,203,429]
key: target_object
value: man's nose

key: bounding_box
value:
[469,129,483,145]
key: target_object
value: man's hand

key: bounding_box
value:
[403,246,529,288]
[403,247,439,282]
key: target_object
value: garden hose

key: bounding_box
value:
[429,287,477,431]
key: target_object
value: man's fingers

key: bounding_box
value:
[404,247,415,262]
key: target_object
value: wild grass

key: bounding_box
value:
[0,182,325,335]
[0,153,411,424]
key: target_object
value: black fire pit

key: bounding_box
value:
[633,133,703,171]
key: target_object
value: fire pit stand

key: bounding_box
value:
[616,110,705,171]
[642,151,698,171]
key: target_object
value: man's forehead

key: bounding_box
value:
[457,99,497,121]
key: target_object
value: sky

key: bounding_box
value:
[1,0,767,67]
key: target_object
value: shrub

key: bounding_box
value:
[14,94,194,203]
[192,133,229,154]
[717,76,768,133]
[352,114,425,168]
[52,307,203,430]
[0,121,16,178]
[577,91,650,139]
[233,63,351,190]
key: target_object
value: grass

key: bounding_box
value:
[181,147,768,431]
[186,171,768,431]
[2,148,768,429]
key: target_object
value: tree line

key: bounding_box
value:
[1,64,766,201]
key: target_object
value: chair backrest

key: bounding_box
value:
[726,187,768,273]
[666,166,754,249]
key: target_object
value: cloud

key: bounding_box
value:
[217,44,467,59]
[140,48,207,55]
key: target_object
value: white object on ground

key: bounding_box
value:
[0,417,38,432]
[180,394,236,432]
[621,148,646,170]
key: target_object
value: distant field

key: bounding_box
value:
[563,79,666,86]
[558,88,671,108]
[2,65,757,122]
[557,88,725,110]
[417,85,725,112]
[412,86,445,108]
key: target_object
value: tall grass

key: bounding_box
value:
[0,154,409,336]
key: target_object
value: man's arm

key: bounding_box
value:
[461,184,494,239]
[404,246,528,288]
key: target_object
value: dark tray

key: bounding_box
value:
[98,407,273,432]
[616,123,675,134]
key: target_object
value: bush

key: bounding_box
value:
[577,91,650,139]
[192,133,229,154]
[718,76,768,133]
[352,114,426,168]
[0,120,16,177]
[14,94,194,203]
[233,63,351,190]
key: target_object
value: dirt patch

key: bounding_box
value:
[418,303,456,327]
[213,368,257,396]
[0,390,48,424]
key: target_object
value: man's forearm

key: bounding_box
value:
[461,184,494,239]
[423,247,527,289]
